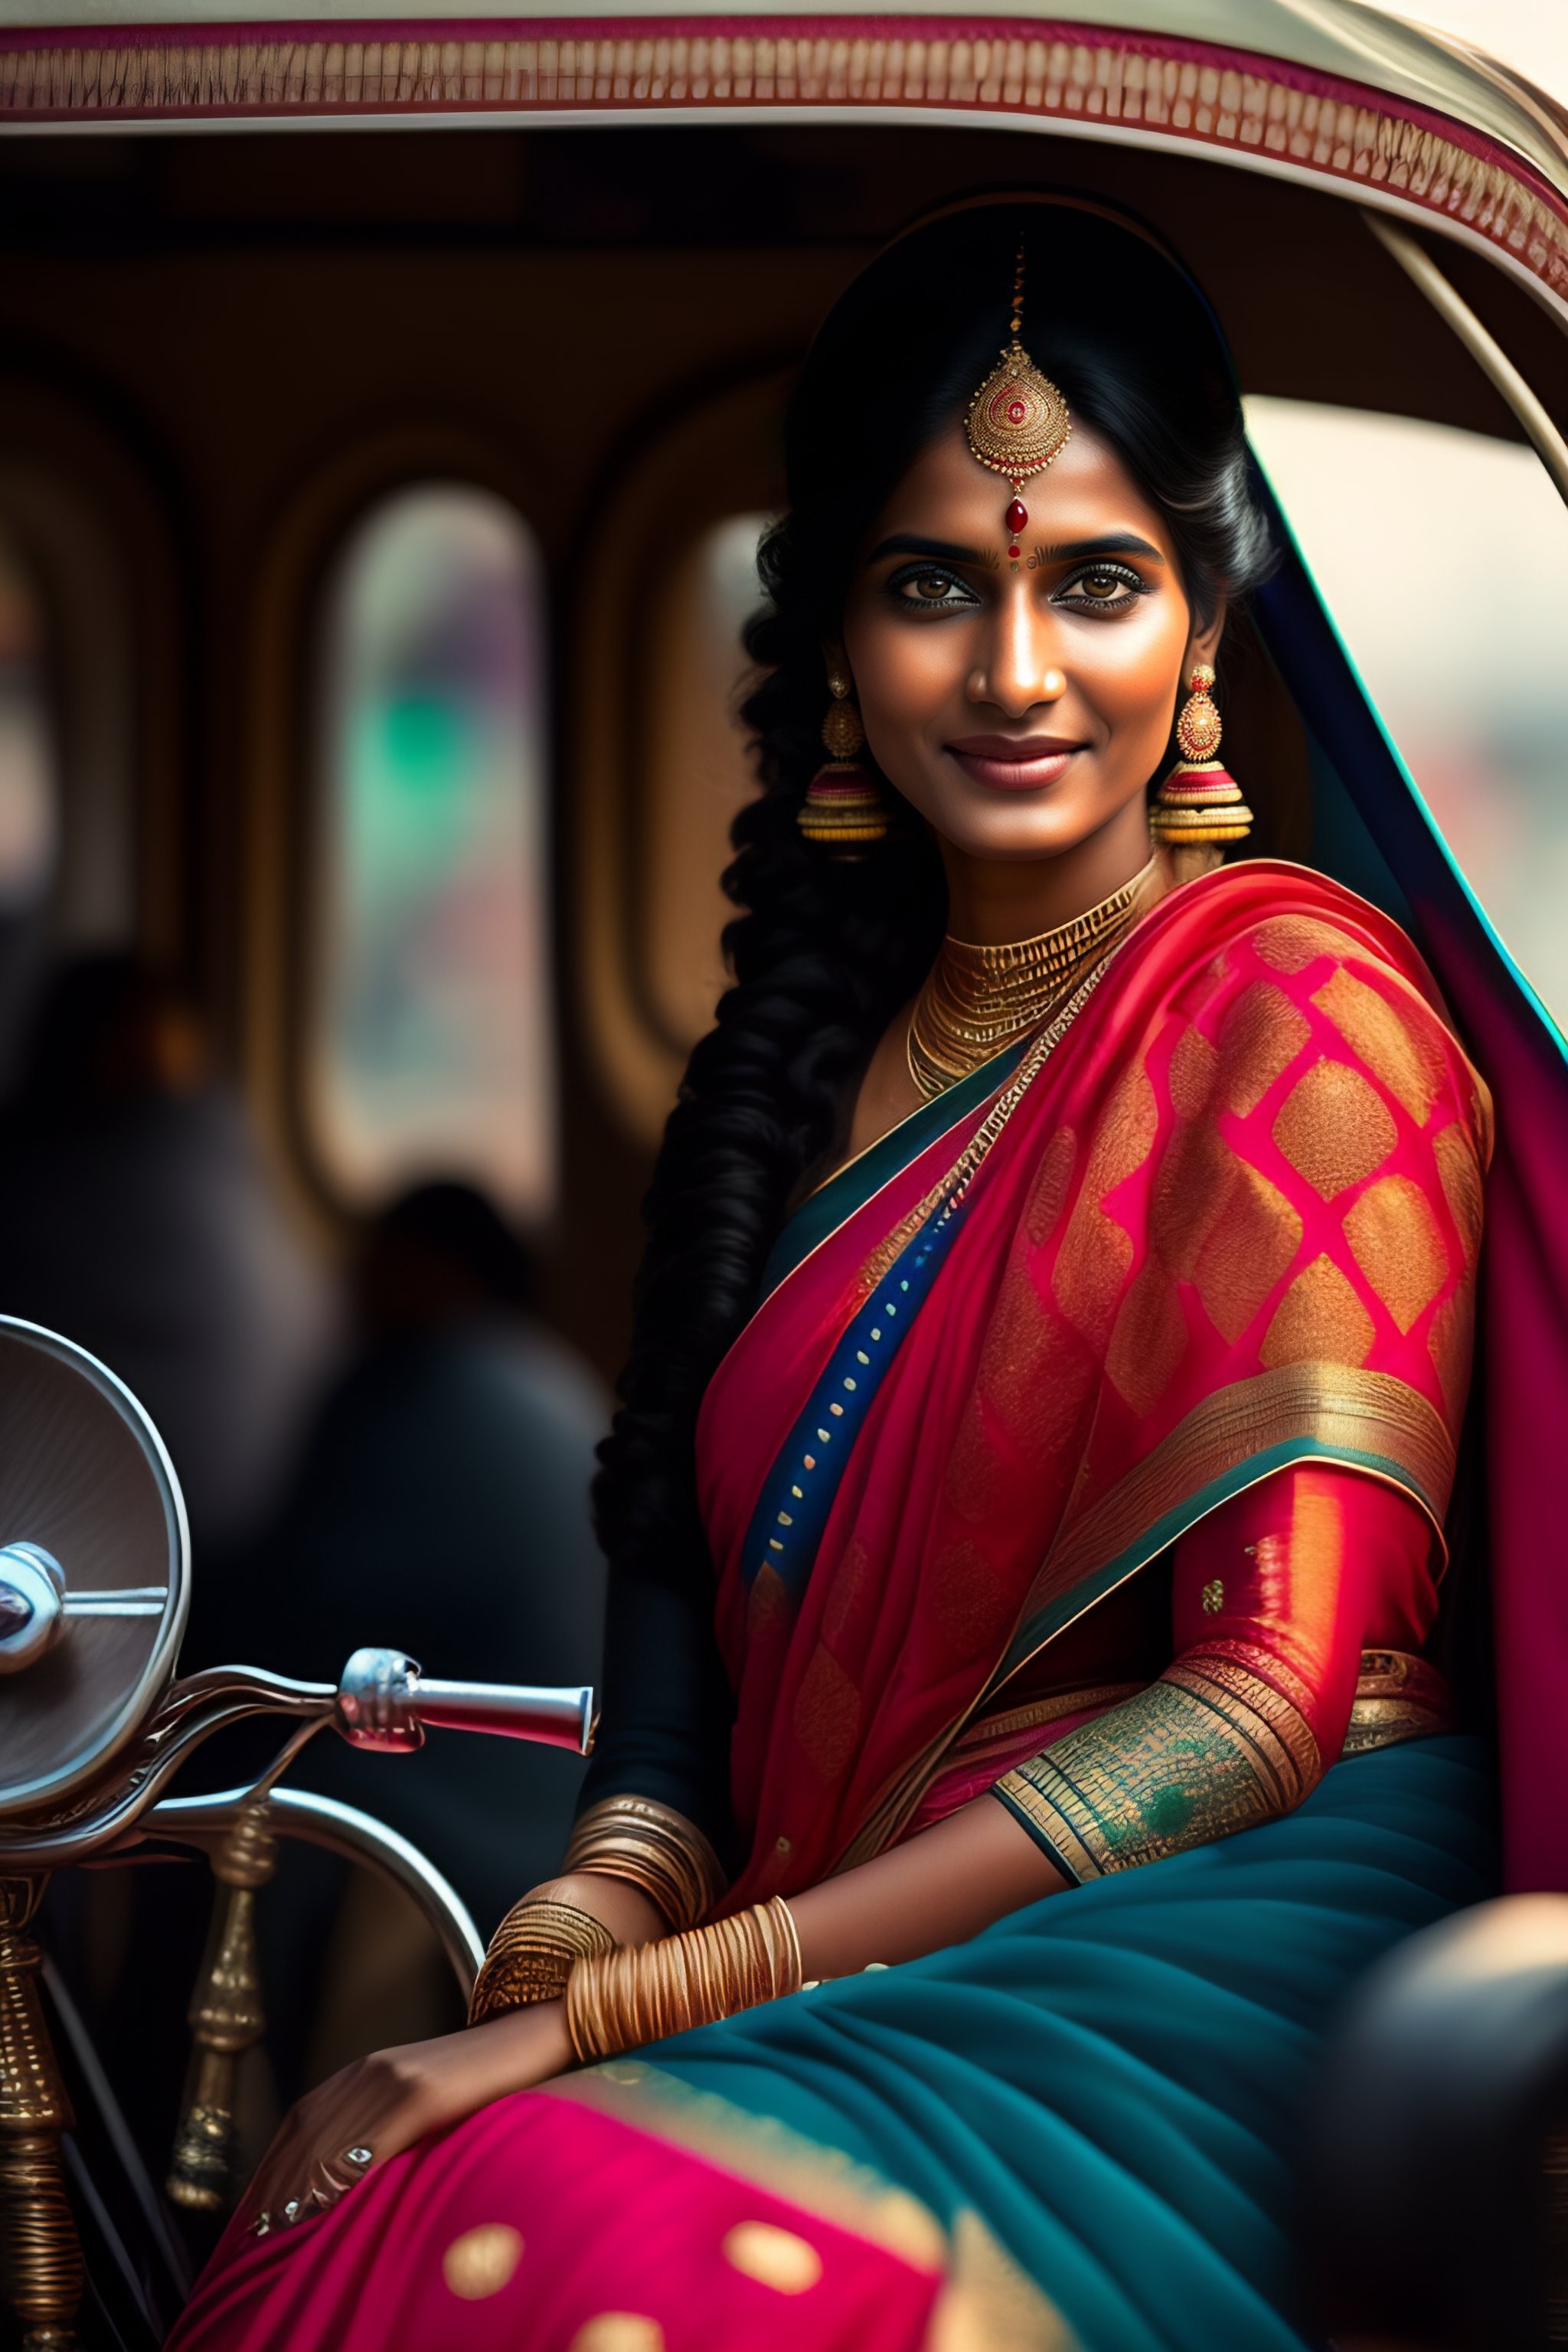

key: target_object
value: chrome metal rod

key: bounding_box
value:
[413,1680,596,1754]
[61,1592,167,1619]
[0,1686,337,1870]
[1,1656,592,1867]
[1366,214,1568,508]
[147,1786,483,1993]
[333,1649,596,1756]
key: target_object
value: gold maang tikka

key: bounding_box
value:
[965,244,1073,563]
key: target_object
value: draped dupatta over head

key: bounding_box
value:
[698,864,1491,1906]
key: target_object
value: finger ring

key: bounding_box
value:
[282,2199,302,2226]
[341,2145,374,2171]
[250,2211,272,2238]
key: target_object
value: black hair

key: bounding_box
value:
[594,200,1275,1599]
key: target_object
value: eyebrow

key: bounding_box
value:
[1037,533,1166,564]
[867,528,1167,566]
[867,533,979,564]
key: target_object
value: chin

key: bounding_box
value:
[926,799,1109,863]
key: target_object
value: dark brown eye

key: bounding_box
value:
[887,565,978,613]
[1078,570,1127,599]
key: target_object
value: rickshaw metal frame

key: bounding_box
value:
[0,1648,587,2344]
[1369,213,1568,499]
[2,4,1566,338]
[147,1783,485,1988]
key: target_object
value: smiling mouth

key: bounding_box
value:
[946,737,1087,792]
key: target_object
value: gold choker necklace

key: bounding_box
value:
[906,859,1161,1102]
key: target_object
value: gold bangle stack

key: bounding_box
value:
[561,1795,727,1933]
[565,1896,802,2065]
[467,1898,616,2026]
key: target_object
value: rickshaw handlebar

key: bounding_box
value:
[0,1650,596,1865]
[333,1646,598,1757]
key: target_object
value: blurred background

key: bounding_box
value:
[0,0,1563,2249]
[1404,0,1568,100]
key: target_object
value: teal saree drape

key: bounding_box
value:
[576,1737,1493,2351]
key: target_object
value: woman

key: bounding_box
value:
[171,197,1544,2352]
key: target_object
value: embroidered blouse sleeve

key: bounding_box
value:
[991,1462,1445,1879]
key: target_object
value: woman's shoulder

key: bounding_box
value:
[1168,861,1469,1044]
[1140,858,1493,1166]
[1168,858,1421,985]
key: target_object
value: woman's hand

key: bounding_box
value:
[244,1874,668,2235]
[245,2000,572,2236]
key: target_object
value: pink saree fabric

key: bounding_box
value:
[1426,897,1568,1889]
[168,2092,947,2352]
[699,862,1488,1906]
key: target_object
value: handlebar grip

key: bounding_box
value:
[413,1679,596,1753]
[334,1648,596,1756]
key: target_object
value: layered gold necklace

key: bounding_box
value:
[906,858,1162,1101]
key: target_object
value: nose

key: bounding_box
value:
[966,587,1068,716]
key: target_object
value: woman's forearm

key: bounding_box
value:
[785,1792,1068,1980]
[531,1872,668,1948]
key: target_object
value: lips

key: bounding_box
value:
[946,735,1086,792]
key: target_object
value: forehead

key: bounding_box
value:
[865,420,1174,550]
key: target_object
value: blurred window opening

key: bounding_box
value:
[0,530,60,920]
[309,485,555,1220]
[641,511,770,1055]
[1245,397,1568,1035]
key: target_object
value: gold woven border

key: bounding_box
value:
[951,1678,1144,1754]
[996,1645,1321,1877]
[1341,1643,1453,1754]
[1027,1361,1455,1628]
[838,1364,1453,1872]
[545,2063,1076,2346]
[1340,1692,1449,1753]
[2,24,1564,305]
[548,2061,946,2262]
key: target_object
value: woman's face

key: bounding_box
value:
[839,420,1223,866]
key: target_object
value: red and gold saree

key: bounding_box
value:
[701,860,1485,1903]
[172,857,1503,2352]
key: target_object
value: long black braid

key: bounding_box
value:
[593,201,1276,1609]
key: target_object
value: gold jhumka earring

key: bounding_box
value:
[1150,663,1254,882]
[965,243,1073,564]
[796,668,890,853]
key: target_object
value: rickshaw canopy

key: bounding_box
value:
[2,2,1566,330]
